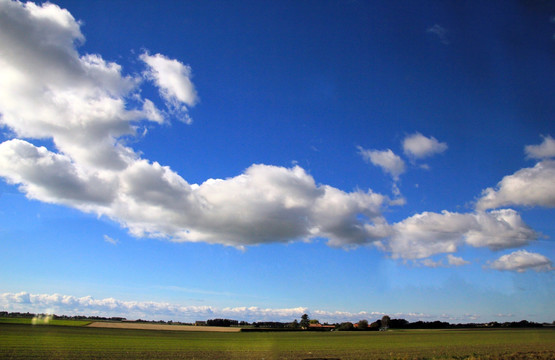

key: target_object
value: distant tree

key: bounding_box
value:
[300,314,310,329]
[290,319,300,329]
[253,321,285,328]
[357,319,368,330]
[381,315,391,329]
[337,322,354,331]
[309,319,320,324]
[389,318,408,329]
[207,318,238,327]
[369,320,381,330]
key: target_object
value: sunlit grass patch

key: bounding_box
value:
[0,317,91,326]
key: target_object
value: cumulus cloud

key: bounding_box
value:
[359,133,446,183]
[387,211,468,259]
[115,163,389,247]
[464,209,538,250]
[490,250,553,273]
[477,137,555,210]
[402,133,447,159]
[447,254,470,266]
[525,135,555,159]
[0,291,434,323]
[385,210,537,259]
[358,147,406,181]
[173,164,388,247]
[140,52,198,124]
[0,139,116,207]
[477,160,555,210]
[0,1,545,264]
[0,0,145,171]
[0,0,392,249]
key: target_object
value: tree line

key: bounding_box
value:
[1,311,551,329]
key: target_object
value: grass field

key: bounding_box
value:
[0,323,553,359]
[0,317,91,326]
[87,321,241,332]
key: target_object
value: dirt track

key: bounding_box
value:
[87,322,241,332]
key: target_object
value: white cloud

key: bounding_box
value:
[464,209,538,250]
[490,250,553,273]
[387,211,469,259]
[477,160,555,210]
[142,99,164,124]
[417,255,469,268]
[477,137,555,210]
[386,210,537,259]
[358,147,406,181]
[0,1,545,265]
[0,1,393,249]
[413,255,469,268]
[495,313,515,318]
[0,139,116,207]
[403,133,447,159]
[0,0,143,171]
[0,291,435,323]
[103,235,118,245]
[140,52,198,124]
[112,162,390,247]
[419,258,444,268]
[447,254,469,266]
[525,135,555,159]
[427,24,449,45]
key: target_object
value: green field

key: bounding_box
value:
[0,317,91,326]
[1,323,554,359]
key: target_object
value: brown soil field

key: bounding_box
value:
[87,321,241,332]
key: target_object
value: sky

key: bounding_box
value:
[0,0,554,324]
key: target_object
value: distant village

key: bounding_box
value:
[1,311,552,331]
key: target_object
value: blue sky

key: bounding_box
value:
[0,0,554,323]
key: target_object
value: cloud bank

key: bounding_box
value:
[0,1,552,268]
[0,291,446,323]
